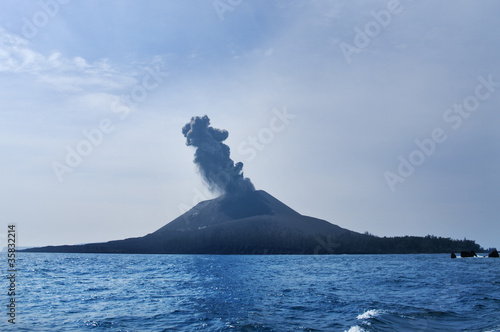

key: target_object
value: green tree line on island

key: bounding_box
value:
[313,233,484,255]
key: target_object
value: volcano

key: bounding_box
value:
[24,189,484,254]
[24,190,372,254]
[24,115,485,255]
[24,190,484,254]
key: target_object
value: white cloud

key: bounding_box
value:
[0,28,136,91]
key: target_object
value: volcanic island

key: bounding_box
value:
[24,116,483,255]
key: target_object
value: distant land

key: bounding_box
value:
[23,190,483,255]
[3,246,33,253]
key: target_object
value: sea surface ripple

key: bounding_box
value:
[1,253,499,331]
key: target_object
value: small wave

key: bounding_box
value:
[357,309,383,320]
[345,309,383,332]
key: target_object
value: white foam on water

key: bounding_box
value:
[345,326,366,332]
[357,309,383,320]
[345,309,384,332]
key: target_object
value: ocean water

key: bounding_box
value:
[2,253,499,331]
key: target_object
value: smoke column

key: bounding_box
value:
[182,115,254,195]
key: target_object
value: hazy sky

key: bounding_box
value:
[1,0,499,249]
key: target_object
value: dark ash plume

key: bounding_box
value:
[182,115,254,195]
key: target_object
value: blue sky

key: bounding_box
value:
[1,0,499,249]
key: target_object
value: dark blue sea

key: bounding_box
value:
[2,253,499,331]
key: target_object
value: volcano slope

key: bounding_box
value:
[24,190,482,254]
